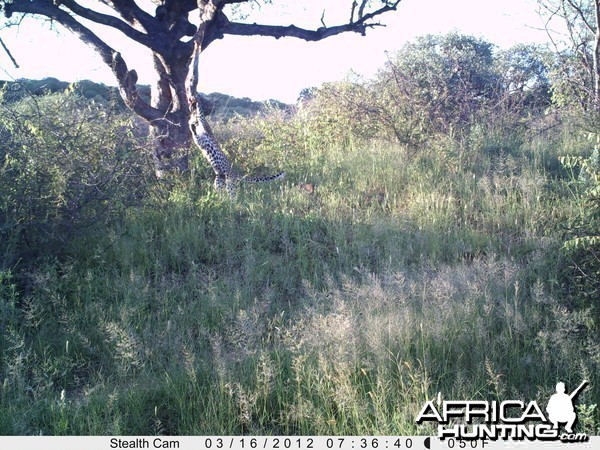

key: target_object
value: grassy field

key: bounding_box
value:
[0,110,599,435]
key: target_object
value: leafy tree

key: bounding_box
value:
[536,2,600,316]
[495,43,552,112]
[537,0,600,110]
[377,33,499,135]
[295,35,553,147]
[1,0,402,176]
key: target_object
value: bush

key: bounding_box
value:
[0,90,152,268]
[560,138,600,309]
[382,33,498,134]
[287,35,551,148]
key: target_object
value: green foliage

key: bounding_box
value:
[0,90,152,267]
[384,33,498,133]
[0,79,277,119]
[560,136,600,304]
[0,78,121,106]
[206,92,288,119]
[548,50,595,109]
[299,78,425,146]
[537,0,600,111]
[290,35,552,148]
[495,43,552,112]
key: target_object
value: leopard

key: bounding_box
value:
[189,96,285,198]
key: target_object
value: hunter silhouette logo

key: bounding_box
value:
[546,381,587,434]
[416,380,589,442]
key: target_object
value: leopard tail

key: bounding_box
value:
[241,171,286,183]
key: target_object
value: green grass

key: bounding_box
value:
[0,121,598,435]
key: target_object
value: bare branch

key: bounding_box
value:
[54,0,171,53]
[0,36,19,68]
[6,1,190,55]
[151,54,174,114]
[565,0,596,34]
[187,41,201,100]
[359,0,368,20]
[112,51,163,121]
[350,0,358,23]
[4,0,162,120]
[210,0,401,44]
[5,1,115,62]
[216,21,370,41]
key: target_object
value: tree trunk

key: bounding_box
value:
[145,7,212,178]
[149,111,191,177]
[147,53,195,177]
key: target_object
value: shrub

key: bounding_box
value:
[0,90,152,267]
[379,33,499,135]
[287,35,551,148]
[560,137,600,309]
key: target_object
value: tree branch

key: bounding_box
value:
[0,36,19,68]
[99,0,156,31]
[112,51,163,121]
[6,0,115,62]
[209,0,401,45]
[564,0,596,34]
[350,1,358,23]
[218,21,374,41]
[358,0,368,21]
[4,0,161,121]
[55,0,171,54]
[151,53,174,114]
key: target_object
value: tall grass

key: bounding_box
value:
[0,107,598,435]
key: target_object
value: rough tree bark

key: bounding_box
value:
[1,0,402,175]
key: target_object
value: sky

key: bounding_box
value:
[0,0,551,103]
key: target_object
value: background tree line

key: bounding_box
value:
[0,78,285,116]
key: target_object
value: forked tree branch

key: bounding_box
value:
[4,1,402,54]
[564,0,596,34]
[58,0,167,51]
[5,1,114,63]
[208,0,401,44]
[6,0,173,54]
[3,0,161,120]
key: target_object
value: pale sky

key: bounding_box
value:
[0,0,550,103]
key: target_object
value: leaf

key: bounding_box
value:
[563,236,600,251]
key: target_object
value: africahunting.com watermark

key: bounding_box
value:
[416,380,589,443]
